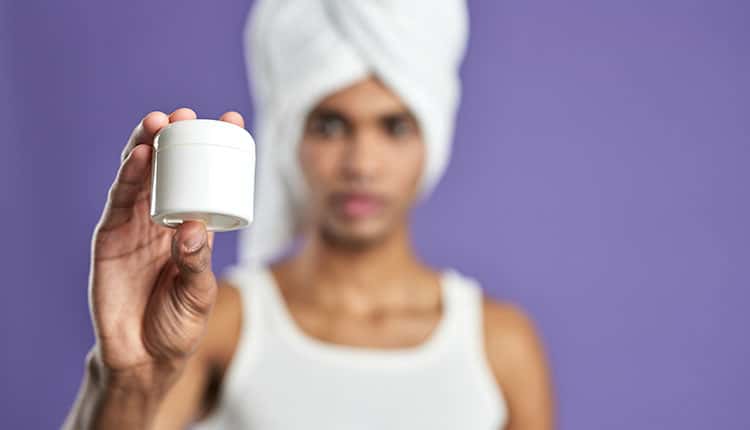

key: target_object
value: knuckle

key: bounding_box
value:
[121,123,143,161]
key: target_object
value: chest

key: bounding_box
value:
[284,300,443,349]
[217,355,504,430]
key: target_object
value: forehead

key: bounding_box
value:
[311,76,412,119]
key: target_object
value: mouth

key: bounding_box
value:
[330,191,386,220]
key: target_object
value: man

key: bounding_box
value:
[64,1,554,429]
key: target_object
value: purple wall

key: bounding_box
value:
[2,1,748,428]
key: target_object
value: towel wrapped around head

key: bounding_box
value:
[235,0,470,267]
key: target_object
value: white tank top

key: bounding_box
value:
[193,265,507,429]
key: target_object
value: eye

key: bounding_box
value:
[383,116,415,139]
[312,115,348,139]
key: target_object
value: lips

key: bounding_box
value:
[331,191,385,219]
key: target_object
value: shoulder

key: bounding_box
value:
[447,270,546,377]
[197,278,243,371]
[481,297,548,384]
[482,298,539,348]
[482,297,547,385]
[481,297,555,428]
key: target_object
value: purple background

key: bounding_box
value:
[2,1,748,428]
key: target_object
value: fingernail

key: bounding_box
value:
[183,230,206,253]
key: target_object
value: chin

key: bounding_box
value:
[319,218,390,250]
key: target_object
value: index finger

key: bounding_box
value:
[120,111,170,162]
[219,111,245,128]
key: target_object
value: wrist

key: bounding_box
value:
[86,346,184,401]
[63,347,186,430]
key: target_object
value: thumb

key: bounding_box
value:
[170,221,217,316]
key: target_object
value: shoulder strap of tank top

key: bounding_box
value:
[454,272,507,414]
[444,269,507,413]
[442,269,482,337]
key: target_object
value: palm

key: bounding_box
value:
[91,196,174,371]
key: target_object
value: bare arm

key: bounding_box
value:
[483,300,556,430]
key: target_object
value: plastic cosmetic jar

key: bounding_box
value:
[150,119,255,232]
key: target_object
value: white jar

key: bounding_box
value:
[150,119,255,232]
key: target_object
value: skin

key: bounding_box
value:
[63,78,554,429]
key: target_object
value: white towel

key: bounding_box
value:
[235,0,469,267]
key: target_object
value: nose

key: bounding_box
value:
[340,129,382,184]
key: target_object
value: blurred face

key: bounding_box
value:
[299,76,425,249]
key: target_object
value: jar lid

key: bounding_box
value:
[154,119,255,153]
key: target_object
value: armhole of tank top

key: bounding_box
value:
[461,276,509,427]
[195,265,265,427]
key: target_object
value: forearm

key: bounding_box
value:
[63,346,179,430]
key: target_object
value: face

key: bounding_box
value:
[299,76,425,249]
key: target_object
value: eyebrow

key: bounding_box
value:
[380,110,417,123]
[308,107,348,120]
[308,106,417,123]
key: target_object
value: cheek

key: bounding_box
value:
[299,140,339,189]
[387,140,426,196]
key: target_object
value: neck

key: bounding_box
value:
[279,221,439,313]
[302,222,422,285]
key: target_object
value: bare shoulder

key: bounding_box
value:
[193,278,244,419]
[199,278,243,368]
[482,298,543,365]
[482,297,555,429]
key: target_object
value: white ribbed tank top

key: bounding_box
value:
[192,265,507,429]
